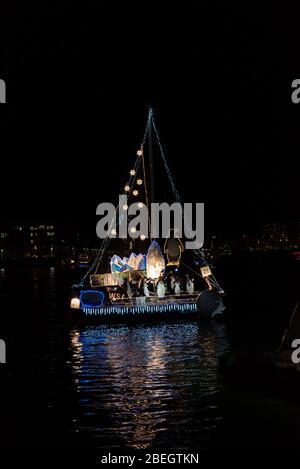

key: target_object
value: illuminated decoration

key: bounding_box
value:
[146,240,165,280]
[70,297,80,309]
[82,302,197,316]
[164,230,184,266]
[140,234,146,241]
[133,190,139,196]
[130,226,137,233]
[124,185,130,192]
[111,228,117,236]
[200,265,212,278]
[137,179,143,185]
[80,290,105,308]
[130,169,136,176]
[110,253,147,274]
[138,202,144,208]
[123,204,128,211]
[137,149,143,156]
[90,273,119,287]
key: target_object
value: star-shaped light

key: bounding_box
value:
[130,226,136,234]
[137,179,143,185]
[130,169,136,176]
[140,234,146,241]
[124,185,130,192]
[138,202,144,208]
[122,204,128,211]
[137,149,143,156]
[111,229,117,236]
[133,190,139,196]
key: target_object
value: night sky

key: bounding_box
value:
[1,4,300,237]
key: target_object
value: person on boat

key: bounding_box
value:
[174,278,181,295]
[157,278,166,298]
[186,274,194,294]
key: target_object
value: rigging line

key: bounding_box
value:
[94,154,143,274]
[78,153,143,282]
[179,260,203,279]
[151,112,224,292]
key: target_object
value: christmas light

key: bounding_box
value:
[124,185,130,192]
[137,149,143,156]
[111,229,117,235]
[123,204,128,211]
[130,226,136,234]
[133,190,139,196]
[137,179,143,185]
[138,202,144,208]
[140,234,146,241]
[130,169,136,176]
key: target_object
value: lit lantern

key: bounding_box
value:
[133,190,139,196]
[146,240,165,280]
[70,297,80,309]
[137,179,143,185]
[130,169,136,176]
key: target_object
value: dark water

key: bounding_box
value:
[0,266,229,449]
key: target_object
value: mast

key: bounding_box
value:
[148,108,156,239]
[148,108,155,206]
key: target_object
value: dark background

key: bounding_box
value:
[1,4,299,236]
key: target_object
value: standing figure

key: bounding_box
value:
[143,279,150,297]
[174,278,181,295]
[186,275,194,294]
[157,279,166,298]
[126,279,133,299]
[170,273,176,293]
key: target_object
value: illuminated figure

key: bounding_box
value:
[164,229,184,267]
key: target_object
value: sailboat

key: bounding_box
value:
[70,109,225,321]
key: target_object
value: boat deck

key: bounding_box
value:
[81,293,200,317]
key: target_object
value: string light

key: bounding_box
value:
[133,190,139,196]
[140,234,146,241]
[122,204,128,211]
[124,185,130,192]
[111,229,117,235]
[138,202,144,208]
[137,149,143,156]
[130,226,136,234]
[130,169,136,176]
[137,179,143,185]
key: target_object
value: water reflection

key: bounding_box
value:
[69,323,228,449]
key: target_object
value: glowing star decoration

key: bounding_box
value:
[133,190,139,196]
[130,226,137,234]
[137,149,143,156]
[137,179,143,185]
[140,234,146,241]
[130,169,136,176]
[146,240,165,280]
[123,204,128,211]
[124,185,130,192]
[138,202,144,208]
[111,228,117,236]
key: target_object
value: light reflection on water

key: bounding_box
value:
[70,323,229,449]
[0,266,229,449]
